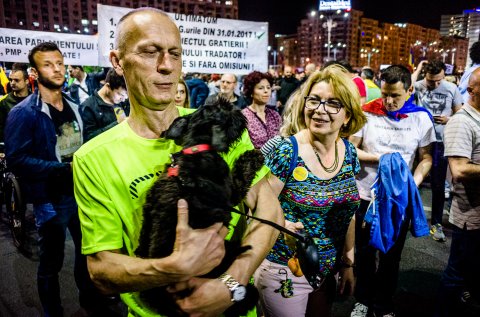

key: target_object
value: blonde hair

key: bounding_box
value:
[280,65,366,138]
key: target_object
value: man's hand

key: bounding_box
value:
[284,220,304,250]
[169,277,232,317]
[171,199,227,278]
[433,115,448,125]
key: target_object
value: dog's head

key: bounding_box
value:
[166,97,247,152]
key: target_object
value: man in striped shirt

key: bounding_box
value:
[436,67,480,316]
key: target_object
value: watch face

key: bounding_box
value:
[232,285,247,302]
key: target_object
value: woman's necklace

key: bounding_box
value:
[311,141,338,173]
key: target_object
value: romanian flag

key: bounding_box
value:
[408,47,415,73]
[0,66,9,94]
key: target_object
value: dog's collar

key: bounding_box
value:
[181,144,212,155]
[168,144,212,178]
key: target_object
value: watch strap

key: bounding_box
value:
[218,273,240,290]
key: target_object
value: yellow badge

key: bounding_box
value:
[292,166,308,181]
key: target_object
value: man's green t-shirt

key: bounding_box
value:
[73,107,268,317]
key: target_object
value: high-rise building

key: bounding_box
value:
[295,8,467,72]
[297,9,362,67]
[275,34,299,69]
[0,0,239,34]
[440,14,467,37]
[440,8,480,67]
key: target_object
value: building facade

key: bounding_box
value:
[440,9,480,68]
[294,8,468,72]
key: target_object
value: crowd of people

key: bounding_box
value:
[0,7,479,317]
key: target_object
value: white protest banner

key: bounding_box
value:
[97,4,268,75]
[0,28,98,65]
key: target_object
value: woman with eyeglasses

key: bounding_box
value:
[254,65,367,316]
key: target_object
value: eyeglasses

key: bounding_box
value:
[303,96,343,114]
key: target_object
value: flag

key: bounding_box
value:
[408,47,415,73]
[0,66,9,94]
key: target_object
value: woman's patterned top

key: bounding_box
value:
[241,106,282,149]
[265,137,360,277]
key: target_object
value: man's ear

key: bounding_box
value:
[30,67,38,80]
[110,50,123,76]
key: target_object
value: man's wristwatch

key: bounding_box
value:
[218,273,247,302]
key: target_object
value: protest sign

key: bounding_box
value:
[0,28,98,64]
[97,4,268,74]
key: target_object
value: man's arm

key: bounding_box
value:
[172,176,284,317]
[227,176,283,284]
[349,136,380,163]
[5,106,66,178]
[448,156,480,182]
[411,60,427,84]
[86,199,227,294]
[413,144,433,186]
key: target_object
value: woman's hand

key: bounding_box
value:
[338,267,355,296]
[284,220,304,250]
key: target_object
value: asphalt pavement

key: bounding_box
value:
[0,187,473,317]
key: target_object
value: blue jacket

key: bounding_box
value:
[4,90,83,204]
[185,78,209,109]
[364,153,429,253]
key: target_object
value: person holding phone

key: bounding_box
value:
[413,60,463,243]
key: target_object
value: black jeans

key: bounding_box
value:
[35,195,103,317]
[430,142,448,226]
[354,199,410,316]
[434,225,480,317]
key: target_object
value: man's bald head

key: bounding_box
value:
[469,67,480,87]
[467,68,480,108]
[115,8,173,57]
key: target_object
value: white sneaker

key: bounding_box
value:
[351,302,369,317]
[430,224,447,242]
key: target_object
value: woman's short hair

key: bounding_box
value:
[242,71,273,98]
[280,64,367,138]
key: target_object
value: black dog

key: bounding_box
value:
[135,98,265,316]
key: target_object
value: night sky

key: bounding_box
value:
[238,0,480,35]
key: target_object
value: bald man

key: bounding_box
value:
[72,7,282,317]
[276,65,299,113]
[436,67,480,316]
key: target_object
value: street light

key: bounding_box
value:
[451,48,456,65]
[322,18,337,62]
[267,45,283,69]
[441,49,448,63]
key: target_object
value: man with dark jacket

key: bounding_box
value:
[81,68,129,142]
[0,63,30,141]
[276,66,299,114]
[5,42,114,317]
[67,65,107,105]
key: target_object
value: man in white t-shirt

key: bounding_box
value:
[414,60,463,242]
[349,65,436,317]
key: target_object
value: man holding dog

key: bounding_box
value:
[73,7,283,317]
